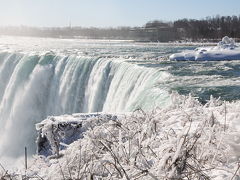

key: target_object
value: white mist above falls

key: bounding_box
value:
[0,51,171,157]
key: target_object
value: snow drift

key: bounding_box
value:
[170,36,240,61]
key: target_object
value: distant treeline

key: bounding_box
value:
[174,15,240,41]
[1,15,240,42]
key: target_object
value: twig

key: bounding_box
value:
[0,162,6,172]
[65,154,72,179]
[57,160,66,180]
[224,101,227,132]
[231,162,240,180]
[99,140,130,180]
[77,141,82,179]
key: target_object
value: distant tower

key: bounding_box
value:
[69,21,72,29]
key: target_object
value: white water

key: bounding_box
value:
[0,51,171,157]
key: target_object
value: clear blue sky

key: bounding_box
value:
[0,0,240,27]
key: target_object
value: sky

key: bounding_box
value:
[0,0,240,27]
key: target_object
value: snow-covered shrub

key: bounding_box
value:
[20,93,240,179]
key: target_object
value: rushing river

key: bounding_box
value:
[0,36,240,158]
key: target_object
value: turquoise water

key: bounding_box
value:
[139,60,240,103]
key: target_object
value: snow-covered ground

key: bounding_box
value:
[170,36,240,61]
[3,93,240,179]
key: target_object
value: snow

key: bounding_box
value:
[170,36,240,61]
[3,93,240,179]
[36,113,119,156]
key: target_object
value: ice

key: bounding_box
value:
[170,36,240,61]
[9,93,240,180]
[218,36,236,49]
[36,113,119,156]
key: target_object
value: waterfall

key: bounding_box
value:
[0,51,171,157]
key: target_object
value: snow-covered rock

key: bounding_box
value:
[170,36,240,61]
[36,113,119,156]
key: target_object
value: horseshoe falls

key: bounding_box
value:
[0,51,170,158]
[1,37,240,162]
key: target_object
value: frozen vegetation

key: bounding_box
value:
[170,36,240,61]
[2,93,240,179]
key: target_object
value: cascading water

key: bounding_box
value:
[0,51,171,157]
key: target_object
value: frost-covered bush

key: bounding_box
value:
[22,93,240,179]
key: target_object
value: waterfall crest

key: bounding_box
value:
[0,52,171,157]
